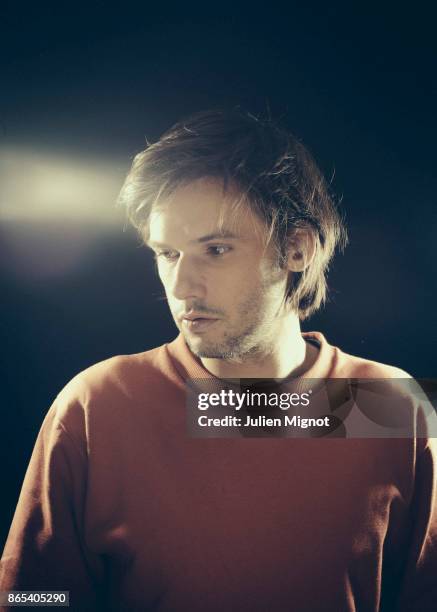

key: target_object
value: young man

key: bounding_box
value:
[1,110,436,611]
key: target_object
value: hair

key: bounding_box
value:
[117,108,348,320]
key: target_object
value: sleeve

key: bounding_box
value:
[396,437,437,611]
[0,402,105,612]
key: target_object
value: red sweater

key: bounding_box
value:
[1,332,436,611]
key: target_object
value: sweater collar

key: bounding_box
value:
[165,330,336,383]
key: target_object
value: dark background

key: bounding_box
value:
[1,3,436,547]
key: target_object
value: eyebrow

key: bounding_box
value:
[196,231,240,243]
[146,230,241,249]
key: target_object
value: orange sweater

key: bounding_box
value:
[1,332,436,611]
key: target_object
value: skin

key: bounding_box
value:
[147,177,319,379]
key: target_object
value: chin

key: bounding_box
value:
[184,335,224,359]
[187,337,241,360]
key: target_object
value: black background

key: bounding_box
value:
[1,2,436,547]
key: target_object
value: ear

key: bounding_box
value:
[286,228,317,272]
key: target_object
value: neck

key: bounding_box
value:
[199,313,318,379]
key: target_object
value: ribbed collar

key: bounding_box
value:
[165,331,337,384]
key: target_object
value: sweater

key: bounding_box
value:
[1,331,436,611]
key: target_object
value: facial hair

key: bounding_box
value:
[183,272,286,362]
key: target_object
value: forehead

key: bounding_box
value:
[147,177,267,246]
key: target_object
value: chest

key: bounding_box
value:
[85,438,402,611]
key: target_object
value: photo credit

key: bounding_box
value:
[185,378,437,439]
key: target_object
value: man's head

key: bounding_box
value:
[118,109,347,359]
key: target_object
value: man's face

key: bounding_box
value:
[147,177,290,360]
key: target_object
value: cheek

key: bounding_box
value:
[218,269,254,299]
[228,273,266,307]
[157,266,174,290]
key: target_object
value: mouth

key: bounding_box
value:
[182,317,219,333]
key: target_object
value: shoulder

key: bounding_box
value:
[332,344,428,413]
[56,344,168,404]
[47,342,176,441]
[333,345,412,380]
[332,345,436,440]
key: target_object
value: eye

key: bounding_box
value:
[155,250,179,262]
[207,245,232,257]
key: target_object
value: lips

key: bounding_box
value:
[181,311,218,321]
[181,315,219,333]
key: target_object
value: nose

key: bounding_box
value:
[168,254,206,301]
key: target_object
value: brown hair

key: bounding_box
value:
[117,108,348,320]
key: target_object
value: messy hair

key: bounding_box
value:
[117,108,348,320]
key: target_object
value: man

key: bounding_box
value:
[1,109,436,611]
